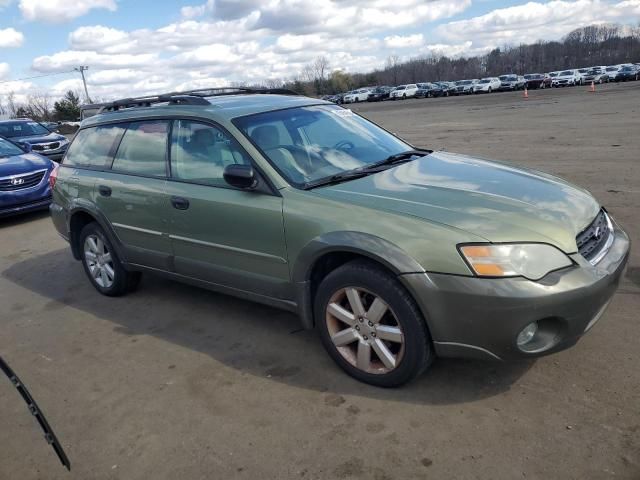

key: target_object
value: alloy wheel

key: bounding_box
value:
[84,234,115,288]
[325,287,405,374]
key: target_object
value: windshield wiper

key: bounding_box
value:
[303,170,375,190]
[362,149,431,171]
[0,356,71,471]
[303,149,431,190]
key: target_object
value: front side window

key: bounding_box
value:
[234,105,411,187]
[170,120,250,186]
[64,124,126,168]
[112,120,169,177]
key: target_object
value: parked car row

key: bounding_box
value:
[322,62,640,104]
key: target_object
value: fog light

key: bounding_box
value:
[517,322,538,348]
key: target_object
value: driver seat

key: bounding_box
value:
[250,125,308,182]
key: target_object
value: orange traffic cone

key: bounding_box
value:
[589,81,595,93]
[523,87,529,99]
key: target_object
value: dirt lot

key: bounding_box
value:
[1,82,639,480]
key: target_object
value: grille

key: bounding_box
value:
[576,210,612,263]
[0,170,47,191]
[32,142,60,151]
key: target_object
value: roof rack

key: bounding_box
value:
[97,87,299,114]
[98,94,210,113]
[172,87,300,97]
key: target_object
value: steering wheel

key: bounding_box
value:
[333,140,355,151]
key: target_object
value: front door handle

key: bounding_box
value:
[171,196,190,210]
[98,185,112,197]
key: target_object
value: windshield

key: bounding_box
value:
[0,121,50,138]
[0,138,24,156]
[560,71,573,76]
[606,67,618,71]
[479,79,490,84]
[234,105,412,188]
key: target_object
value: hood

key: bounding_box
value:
[13,132,65,144]
[0,152,52,176]
[313,152,600,253]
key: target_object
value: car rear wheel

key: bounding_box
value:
[80,222,140,296]
[315,260,433,387]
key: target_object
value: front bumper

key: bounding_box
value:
[0,195,52,217]
[401,223,630,361]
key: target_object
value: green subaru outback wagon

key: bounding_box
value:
[50,88,630,387]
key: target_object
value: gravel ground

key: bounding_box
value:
[1,81,639,480]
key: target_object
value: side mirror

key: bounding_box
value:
[22,143,32,153]
[223,164,257,190]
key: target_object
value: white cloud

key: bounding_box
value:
[0,62,9,79]
[438,0,640,48]
[19,0,117,23]
[0,0,13,9]
[181,0,213,19]
[68,25,129,51]
[0,27,24,47]
[384,34,425,48]
[32,50,159,72]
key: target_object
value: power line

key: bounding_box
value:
[0,70,77,85]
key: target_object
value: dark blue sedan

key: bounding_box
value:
[0,119,69,161]
[0,137,55,218]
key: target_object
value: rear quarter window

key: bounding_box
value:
[63,124,126,168]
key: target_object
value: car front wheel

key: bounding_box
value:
[315,260,433,387]
[79,222,140,296]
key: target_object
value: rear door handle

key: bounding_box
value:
[171,196,190,210]
[98,185,112,197]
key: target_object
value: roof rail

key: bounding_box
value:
[98,94,210,113]
[97,87,299,114]
[171,87,300,97]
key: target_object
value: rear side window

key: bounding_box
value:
[112,120,169,177]
[64,124,126,168]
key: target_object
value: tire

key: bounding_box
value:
[402,94,406,100]
[79,222,141,297]
[315,260,433,387]
[488,87,492,93]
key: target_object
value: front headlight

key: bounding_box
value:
[459,243,573,280]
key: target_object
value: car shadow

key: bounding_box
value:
[2,248,533,405]
[0,210,50,228]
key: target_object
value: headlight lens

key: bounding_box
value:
[459,244,572,280]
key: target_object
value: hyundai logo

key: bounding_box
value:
[10,177,24,186]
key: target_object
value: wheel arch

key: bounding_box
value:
[68,202,127,264]
[292,232,425,329]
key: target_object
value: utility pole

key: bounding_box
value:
[75,66,92,103]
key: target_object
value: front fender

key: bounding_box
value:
[292,231,425,329]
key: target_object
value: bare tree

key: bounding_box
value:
[385,54,401,85]
[6,92,19,118]
[26,92,54,121]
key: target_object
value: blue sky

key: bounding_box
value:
[0,0,638,102]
